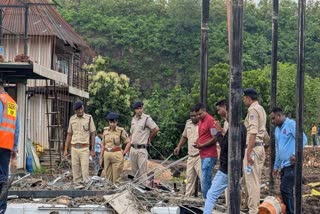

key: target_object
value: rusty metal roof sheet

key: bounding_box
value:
[0,0,88,48]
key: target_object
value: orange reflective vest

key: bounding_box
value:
[0,93,17,151]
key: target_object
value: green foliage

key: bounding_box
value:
[59,0,320,93]
[144,86,194,158]
[58,0,320,153]
[86,57,139,131]
[33,166,47,175]
[191,63,230,114]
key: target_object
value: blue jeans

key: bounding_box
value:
[281,166,294,214]
[94,152,101,171]
[201,157,217,199]
[0,148,12,213]
[203,170,228,214]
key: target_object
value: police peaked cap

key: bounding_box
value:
[243,88,258,96]
[73,100,83,110]
[133,101,144,109]
[107,112,119,120]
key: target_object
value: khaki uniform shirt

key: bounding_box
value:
[182,119,199,156]
[130,113,158,145]
[67,113,96,144]
[311,126,317,135]
[103,126,128,148]
[244,101,267,144]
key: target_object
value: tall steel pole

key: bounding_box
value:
[295,0,305,212]
[200,0,209,108]
[269,0,279,193]
[227,0,243,212]
[24,5,29,56]
[0,9,2,46]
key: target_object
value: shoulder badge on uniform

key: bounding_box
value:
[250,115,254,120]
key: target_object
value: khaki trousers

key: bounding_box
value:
[130,147,148,182]
[243,146,265,214]
[185,155,202,196]
[71,147,90,183]
[103,151,124,185]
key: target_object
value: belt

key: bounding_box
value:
[131,144,149,149]
[105,147,122,152]
[246,142,264,148]
[71,144,89,149]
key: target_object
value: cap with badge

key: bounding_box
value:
[107,112,119,121]
[133,101,143,109]
[243,88,258,96]
[73,100,83,111]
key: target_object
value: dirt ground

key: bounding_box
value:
[261,146,320,213]
[8,147,320,213]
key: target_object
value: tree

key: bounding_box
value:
[191,63,230,114]
[85,57,139,131]
[144,85,194,158]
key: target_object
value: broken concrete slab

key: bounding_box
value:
[6,203,112,214]
[9,190,113,198]
[103,190,150,214]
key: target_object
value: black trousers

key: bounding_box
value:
[280,165,294,214]
[312,135,317,146]
[0,148,11,213]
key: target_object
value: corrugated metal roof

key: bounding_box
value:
[0,0,88,48]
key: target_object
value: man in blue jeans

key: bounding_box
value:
[204,100,246,213]
[193,103,217,199]
[271,107,307,214]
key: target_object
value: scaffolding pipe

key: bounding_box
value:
[200,0,210,108]
[295,0,305,212]
[24,6,29,56]
[269,0,279,193]
[228,0,243,212]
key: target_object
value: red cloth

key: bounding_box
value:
[198,113,217,158]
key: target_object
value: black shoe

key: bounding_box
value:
[0,177,14,200]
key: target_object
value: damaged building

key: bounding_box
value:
[0,0,92,169]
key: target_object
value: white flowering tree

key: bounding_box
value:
[85,56,139,131]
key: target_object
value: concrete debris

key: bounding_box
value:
[11,173,31,185]
[48,171,70,185]
[103,189,149,214]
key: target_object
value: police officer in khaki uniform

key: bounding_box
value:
[64,100,96,183]
[129,101,159,182]
[174,107,201,197]
[242,88,268,214]
[99,112,129,185]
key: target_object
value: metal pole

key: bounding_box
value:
[295,0,305,212]
[269,0,279,194]
[228,0,243,212]
[0,8,2,46]
[24,6,29,56]
[200,0,209,108]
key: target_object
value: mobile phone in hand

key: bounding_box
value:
[210,128,217,136]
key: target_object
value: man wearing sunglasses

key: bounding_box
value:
[64,100,96,183]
